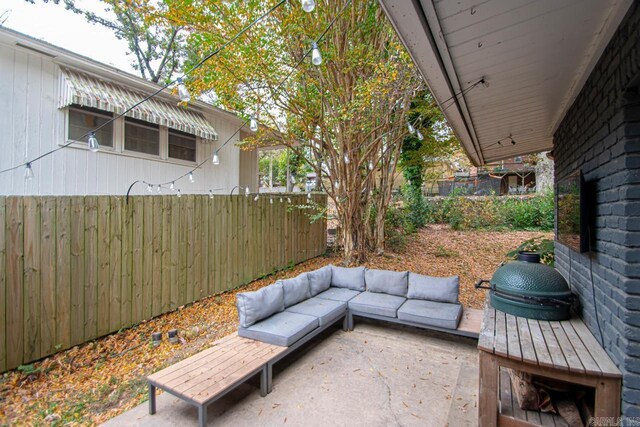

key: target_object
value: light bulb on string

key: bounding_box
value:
[416,130,424,141]
[170,182,175,191]
[344,153,349,164]
[250,114,258,132]
[311,42,322,66]
[188,172,194,183]
[88,132,100,153]
[270,198,273,204]
[177,189,182,198]
[254,194,259,202]
[407,122,415,134]
[177,77,191,102]
[157,185,162,193]
[368,160,374,170]
[280,197,283,203]
[290,175,296,184]
[301,0,315,13]
[334,180,339,189]
[307,192,312,200]
[209,190,214,199]
[245,186,250,197]
[287,197,292,203]
[24,163,34,181]
[212,151,220,165]
[147,184,153,193]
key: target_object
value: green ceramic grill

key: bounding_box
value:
[475,252,576,320]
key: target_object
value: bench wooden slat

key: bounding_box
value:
[560,321,601,376]
[149,337,257,383]
[458,307,483,336]
[569,318,620,377]
[549,321,584,374]
[159,341,270,393]
[494,310,508,357]
[478,300,496,352]
[538,321,568,371]
[516,317,536,362]
[505,314,522,361]
[526,319,554,368]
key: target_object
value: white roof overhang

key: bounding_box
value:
[379,0,632,165]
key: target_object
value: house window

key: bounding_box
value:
[125,117,160,156]
[68,106,113,148]
[168,130,197,162]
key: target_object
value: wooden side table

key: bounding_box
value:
[478,301,622,426]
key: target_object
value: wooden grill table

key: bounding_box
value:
[478,301,622,426]
[148,333,287,427]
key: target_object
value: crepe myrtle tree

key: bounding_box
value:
[158,0,424,264]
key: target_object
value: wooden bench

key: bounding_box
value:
[148,333,288,427]
[478,301,622,426]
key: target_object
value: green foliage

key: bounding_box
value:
[425,192,555,231]
[506,237,555,266]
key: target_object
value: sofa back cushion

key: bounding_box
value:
[331,266,366,291]
[365,269,409,297]
[236,282,285,328]
[407,273,459,304]
[308,265,332,296]
[278,273,311,308]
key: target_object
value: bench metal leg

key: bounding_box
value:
[149,384,156,415]
[266,362,274,393]
[348,312,354,331]
[260,365,268,397]
[198,404,207,427]
[342,314,349,331]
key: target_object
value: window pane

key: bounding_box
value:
[125,119,159,155]
[69,108,113,147]
[168,131,196,162]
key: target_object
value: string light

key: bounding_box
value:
[188,172,195,183]
[416,130,424,141]
[88,132,99,153]
[177,189,182,198]
[307,192,312,200]
[177,77,191,102]
[254,194,260,201]
[311,42,322,66]
[24,163,34,181]
[280,197,283,203]
[250,114,258,132]
[407,122,415,134]
[287,197,292,203]
[212,151,220,165]
[209,189,214,198]
[368,160,374,170]
[170,181,175,191]
[301,0,315,13]
[270,198,273,204]
[290,175,296,184]
[157,185,162,193]
[344,153,349,164]
[245,186,250,196]
[147,184,153,193]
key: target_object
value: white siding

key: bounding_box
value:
[0,43,252,196]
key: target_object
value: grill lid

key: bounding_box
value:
[491,253,570,298]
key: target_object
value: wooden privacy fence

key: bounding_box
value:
[0,194,327,373]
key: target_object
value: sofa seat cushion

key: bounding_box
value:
[315,287,362,303]
[238,311,319,347]
[397,300,462,330]
[286,297,346,326]
[348,291,406,318]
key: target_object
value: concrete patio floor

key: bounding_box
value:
[103,321,479,427]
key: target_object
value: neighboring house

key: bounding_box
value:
[381,0,639,419]
[0,27,258,196]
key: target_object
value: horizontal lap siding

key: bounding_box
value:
[0,194,326,372]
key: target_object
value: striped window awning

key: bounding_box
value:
[58,67,218,141]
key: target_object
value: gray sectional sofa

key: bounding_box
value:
[236,265,467,351]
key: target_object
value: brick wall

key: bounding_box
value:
[553,3,640,420]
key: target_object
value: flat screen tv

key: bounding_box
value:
[556,170,590,253]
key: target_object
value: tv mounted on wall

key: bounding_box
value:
[556,170,590,253]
